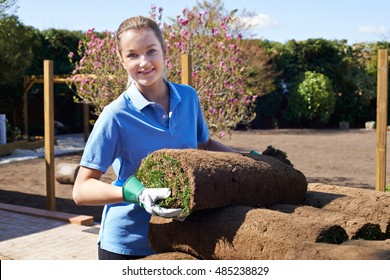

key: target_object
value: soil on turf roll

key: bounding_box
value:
[136,149,307,215]
[304,183,390,237]
[148,206,349,260]
[141,252,199,260]
[284,241,390,260]
[269,204,387,240]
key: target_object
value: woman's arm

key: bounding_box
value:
[73,166,123,206]
[198,138,238,153]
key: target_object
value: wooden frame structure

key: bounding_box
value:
[23,74,90,142]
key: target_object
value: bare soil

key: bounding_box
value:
[0,129,388,223]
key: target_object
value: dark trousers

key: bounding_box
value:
[98,246,145,260]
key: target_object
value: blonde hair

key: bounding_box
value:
[115,16,166,57]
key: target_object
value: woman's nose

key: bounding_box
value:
[139,55,149,68]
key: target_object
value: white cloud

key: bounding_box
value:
[358,25,389,35]
[238,13,279,29]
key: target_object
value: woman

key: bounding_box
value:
[73,15,236,260]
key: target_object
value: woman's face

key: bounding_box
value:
[119,28,165,88]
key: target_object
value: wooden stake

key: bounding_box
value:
[181,54,192,86]
[44,60,56,210]
[375,49,388,192]
[22,77,30,139]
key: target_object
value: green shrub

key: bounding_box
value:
[286,71,335,124]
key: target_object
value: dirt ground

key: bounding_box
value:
[0,128,388,222]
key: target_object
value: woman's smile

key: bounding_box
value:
[138,68,154,75]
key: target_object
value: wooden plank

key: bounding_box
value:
[44,60,56,210]
[0,139,44,156]
[0,203,94,226]
[25,74,103,84]
[375,49,388,192]
[181,54,192,86]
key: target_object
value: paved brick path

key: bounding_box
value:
[0,209,99,260]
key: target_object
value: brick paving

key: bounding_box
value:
[0,209,99,260]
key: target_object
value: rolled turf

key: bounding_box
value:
[136,148,308,215]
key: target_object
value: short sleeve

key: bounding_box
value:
[80,106,123,173]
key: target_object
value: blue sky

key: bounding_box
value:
[16,0,390,44]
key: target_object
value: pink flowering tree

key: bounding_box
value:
[67,29,127,115]
[69,2,257,138]
[154,4,256,138]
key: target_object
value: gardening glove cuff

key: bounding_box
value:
[122,175,145,203]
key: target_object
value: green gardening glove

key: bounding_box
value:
[122,176,184,218]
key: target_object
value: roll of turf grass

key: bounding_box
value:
[135,149,307,216]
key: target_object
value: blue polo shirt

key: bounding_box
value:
[80,81,209,255]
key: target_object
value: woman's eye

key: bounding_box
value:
[128,53,138,58]
[147,49,157,55]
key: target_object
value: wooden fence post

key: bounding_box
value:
[375,49,388,192]
[22,77,30,139]
[44,60,56,210]
[181,54,192,86]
